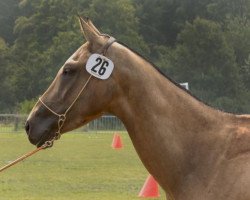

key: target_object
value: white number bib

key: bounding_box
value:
[86,53,114,80]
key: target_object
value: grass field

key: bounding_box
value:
[0,132,165,200]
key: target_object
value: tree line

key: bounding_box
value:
[0,0,250,113]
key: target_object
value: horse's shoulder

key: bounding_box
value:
[225,115,250,160]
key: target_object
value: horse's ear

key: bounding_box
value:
[86,18,102,35]
[78,16,99,43]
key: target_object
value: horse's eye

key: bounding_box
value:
[62,68,72,76]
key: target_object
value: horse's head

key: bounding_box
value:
[25,17,120,147]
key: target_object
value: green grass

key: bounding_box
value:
[0,132,165,200]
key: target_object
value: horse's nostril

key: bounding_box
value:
[25,121,30,134]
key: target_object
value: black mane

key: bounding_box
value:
[117,41,204,104]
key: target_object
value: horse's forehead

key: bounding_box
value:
[65,44,88,64]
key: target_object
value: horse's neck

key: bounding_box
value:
[108,45,233,195]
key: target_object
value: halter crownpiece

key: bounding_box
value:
[38,36,116,148]
[100,37,116,55]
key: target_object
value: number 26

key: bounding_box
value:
[91,57,109,76]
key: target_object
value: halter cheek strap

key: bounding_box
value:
[38,36,116,148]
[38,75,92,140]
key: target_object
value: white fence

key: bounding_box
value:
[0,114,125,133]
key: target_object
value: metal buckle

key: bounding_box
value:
[42,140,54,149]
[58,114,66,127]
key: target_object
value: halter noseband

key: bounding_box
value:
[38,36,116,148]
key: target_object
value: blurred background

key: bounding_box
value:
[1,1,250,199]
[0,0,250,115]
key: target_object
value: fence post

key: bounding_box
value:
[14,115,19,132]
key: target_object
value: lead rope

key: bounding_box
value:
[0,143,48,172]
[0,75,93,173]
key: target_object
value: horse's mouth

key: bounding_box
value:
[34,131,55,148]
[31,118,95,147]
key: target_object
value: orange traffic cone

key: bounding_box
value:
[111,133,123,149]
[138,174,160,198]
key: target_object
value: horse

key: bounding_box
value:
[25,17,250,200]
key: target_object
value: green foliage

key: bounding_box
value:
[206,0,250,22]
[0,0,20,44]
[0,37,7,51]
[17,98,37,114]
[242,55,250,88]
[86,0,149,55]
[0,0,250,113]
[153,45,174,74]
[0,38,16,112]
[225,17,250,66]
[171,18,244,112]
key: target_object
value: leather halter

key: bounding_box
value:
[38,36,116,148]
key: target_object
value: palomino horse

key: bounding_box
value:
[26,17,250,200]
